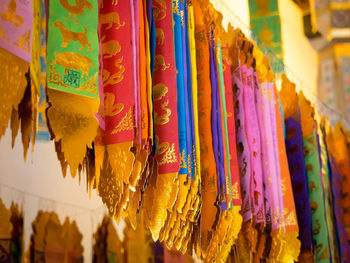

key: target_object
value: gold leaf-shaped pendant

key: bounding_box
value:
[148,172,178,241]
[280,231,301,262]
[236,222,254,263]
[279,74,298,120]
[0,48,28,140]
[299,91,315,138]
[98,149,123,216]
[107,141,135,185]
[47,88,99,177]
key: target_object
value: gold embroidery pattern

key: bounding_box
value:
[58,0,93,23]
[102,57,125,87]
[100,12,125,30]
[77,73,98,94]
[187,153,192,175]
[1,0,24,26]
[48,61,70,89]
[48,60,98,94]
[285,211,297,226]
[111,107,133,134]
[102,39,121,58]
[153,83,168,101]
[172,0,179,16]
[179,149,186,168]
[232,182,240,200]
[271,207,283,226]
[158,143,177,166]
[152,0,166,21]
[54,21,91,51]
[53,52,94,79]
[154,100,171,125]
[0,48,28,140]
[155,28,164,45]
[13,30,31,52]
[0,24,7,40]
[99,92,124,117]
[154,54,170,71]
[98,154,122,215]
[195,29,205,43]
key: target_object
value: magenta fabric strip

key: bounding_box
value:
[242,65,265,223]
[268,82,285,231]
[233,66,252,222]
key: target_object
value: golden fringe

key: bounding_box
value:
[31,86,39,153]
[216,208,242,263]
[161,174,201,252]
[97,149,123,216]
[175,174,191,214]
[30,0,42,153]
[181,178,198,221]
[148,172,179,241]
[199,191,218,259]
[126,185,142,229]
[142,158,157,227]
[8,74,34,161]
[253,223,266,263]
[236,222,253,263]
[268,229,285,262]
[46,88,99,177]
[10,109,20,148]
[0,48,28,140]
[179,222,193,254]
[205,210,228,263]
[160,175,190,247]
[17,83,33,161]
[279,74,298,120]
[279,231,301,262]
[129,142,148,190]
[127,159,152,229]
[106,141,135,184]
[299,91,314,137]
[93,143,104,194]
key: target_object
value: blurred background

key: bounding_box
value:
[0,0,349,262]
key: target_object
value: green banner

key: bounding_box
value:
[248,0,284,72]
[47,0,99,98]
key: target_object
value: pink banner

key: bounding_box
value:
[0,0,33,62]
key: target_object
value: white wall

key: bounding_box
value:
[0,131,111,262]
[279,0,318,94]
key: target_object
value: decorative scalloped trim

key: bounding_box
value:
[47,88,99,177]
[148,172,178,241]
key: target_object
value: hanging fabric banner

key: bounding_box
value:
[37,0,50,141]
[0,0,31,142]
[46,0,100,177]
[280,76,314,262]
[47,0,99,97]
[147,0,180,241]
[299,92,331,262]
[193,0,218,256]
[248,0,284,72]
[0,0,33,62]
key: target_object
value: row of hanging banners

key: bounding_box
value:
[1,0,350,262]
